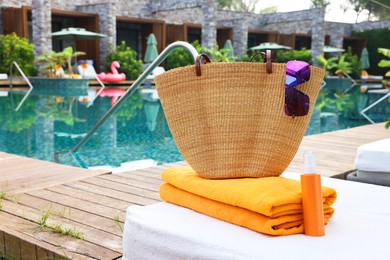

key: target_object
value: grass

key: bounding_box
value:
[0,191,6,200]
[38,205,52,228]
[114,213,124,233]
[37,205,84,240]
[0,190,5,211]
[52,207,71,219]
[0,252,12,260]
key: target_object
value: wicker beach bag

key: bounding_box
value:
[155,54,325,179]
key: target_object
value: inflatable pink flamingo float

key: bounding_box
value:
[97,61,126,82]
[97,88,126,106]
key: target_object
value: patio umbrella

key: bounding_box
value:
[144,101,160,132]
[360,47,370,69]
[323,45,345,53]
[223,39,235,58]
[250,42,292,51]
[51,27,107,40]
[144,33,159,63]
[52,27,107,67]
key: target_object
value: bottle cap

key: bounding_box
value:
[304,151,316,173]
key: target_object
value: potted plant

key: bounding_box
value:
[31,46,89,92]
[377,48,390,129]
[318,53,355,92]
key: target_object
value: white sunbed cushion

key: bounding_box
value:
[355,138,390,173]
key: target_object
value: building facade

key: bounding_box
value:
[1,0,389,71]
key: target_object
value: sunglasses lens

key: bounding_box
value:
[286,60,311,84]
[284,86,309,116]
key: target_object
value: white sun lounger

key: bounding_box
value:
[348,138,390,186]
[122,172,390,260]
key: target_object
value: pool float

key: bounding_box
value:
[97,88,126,106]
[97,61,126,82]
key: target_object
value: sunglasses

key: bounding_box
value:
[285,60,311,117]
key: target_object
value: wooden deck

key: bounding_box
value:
[0,123,389,259]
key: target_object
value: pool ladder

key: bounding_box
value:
[9,61,34,111]
[69,41,199,158]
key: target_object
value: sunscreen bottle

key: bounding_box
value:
[301,151,325,236]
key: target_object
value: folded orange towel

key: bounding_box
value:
[160,166,337,236]
[160,183,334,236]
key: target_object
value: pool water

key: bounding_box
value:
[0,84,388,170]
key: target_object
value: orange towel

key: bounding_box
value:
[159,166,337,236]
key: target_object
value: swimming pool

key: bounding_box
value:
[0,84,388,170]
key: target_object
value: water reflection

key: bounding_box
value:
[307,84,389,135]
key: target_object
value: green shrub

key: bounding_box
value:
[0,33,37,76]
[105,41,143,80]
[343,47,361,78]
[275,48,312,64]
[353,28,390,76]
[166,41,202,70]
[236,50,264,63]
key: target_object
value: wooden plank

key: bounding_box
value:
[97,174,162,191]
[1,200,123,254]
[81,177,160,200]
[36,247,55,260]
[0,211,120,259]
[15,193,124,236]
[64,181,158,206]
[0,230,5,254]
[113,170,162,182]
[46,184,133,211]
[286,123,389,177]
[26,189,125,220]
[19,239,37,260]
[0,153,110,194]
[4,231,21,260]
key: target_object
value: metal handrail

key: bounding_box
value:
[360,90,390,124]
[87,74,106,107]
[70,41,199,153]
[9,61,34,111]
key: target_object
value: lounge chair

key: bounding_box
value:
[146,66,165,81]
[347,138,390,186]
[77,60,97,79]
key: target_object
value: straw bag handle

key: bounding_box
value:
[195,53,211,76]
[196,51,273,76]
[250,50,273,74]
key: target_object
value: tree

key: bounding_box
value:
[310,0,330,8]
[216,0,234,9]
[259,6,278,14]
[348,0,390,21]
[216,0,260,12]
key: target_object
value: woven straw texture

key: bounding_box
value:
[155,62,325,179]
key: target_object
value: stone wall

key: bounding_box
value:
[31,0,52,61]
[0,0,30,7]
[258,9,315,34]
[310,8,325,66]
[152,7,203,24]
[149,0,200,13]
[325,22,352,48]
[201,0,216,49]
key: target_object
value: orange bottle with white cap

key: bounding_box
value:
[301,151,325,236]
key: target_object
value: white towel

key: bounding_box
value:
[355,138,390,172]
[122,203,254,260]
